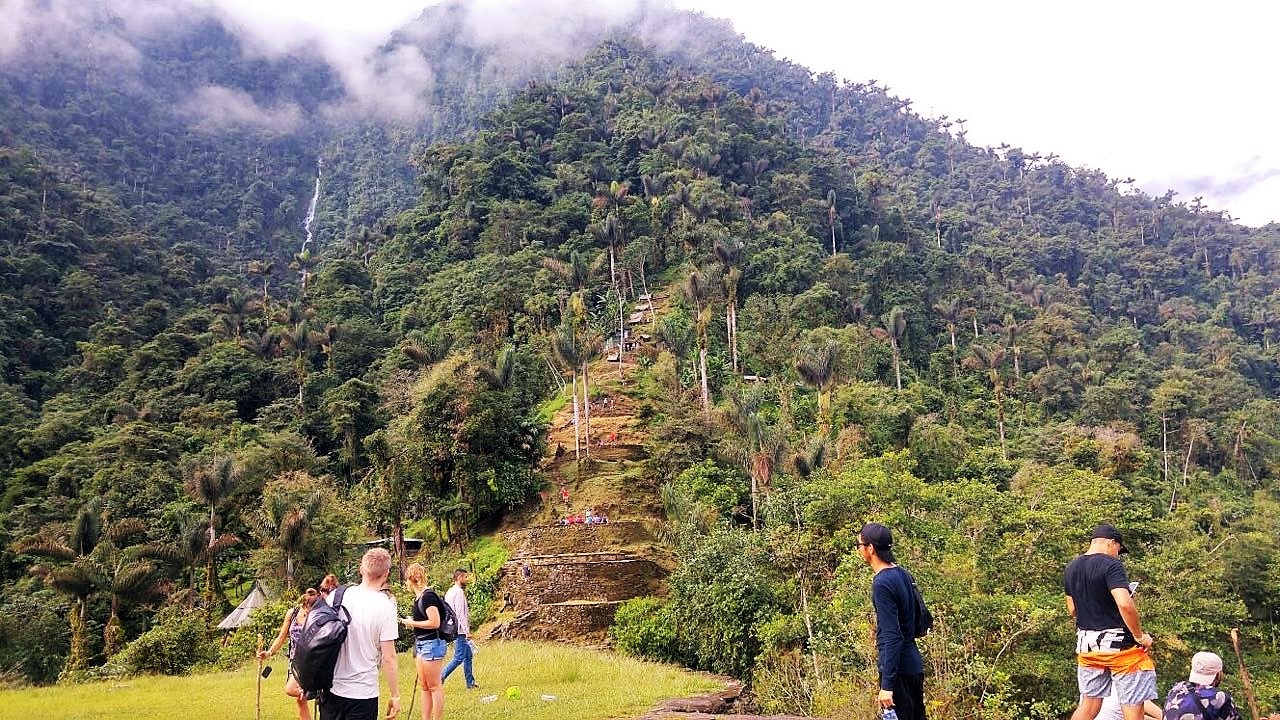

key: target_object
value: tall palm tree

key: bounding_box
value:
[873,307,908,390]
[682,268,713,420]
[246,258,275,316]
[934,298,962,377]
[1002,314,1024,380]
[964,345,1008,460]
[94,543,163,657]
[186,455,242,609]
[795,340,839,435]
[213,289,258,339]
[551,323,585,461]
[722,391,787,531]
[280,322,323,404]
[714,239,743,374]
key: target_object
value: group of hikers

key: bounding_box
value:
[258,549,476,720]
[864,521,1257,720]
[254,520,1263,720]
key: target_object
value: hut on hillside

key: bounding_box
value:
[217,580,271,633]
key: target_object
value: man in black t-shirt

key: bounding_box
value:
[1064,524,1156,720]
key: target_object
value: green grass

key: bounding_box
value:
[0,641,721,720]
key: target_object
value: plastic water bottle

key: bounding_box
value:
[882,708,899,720]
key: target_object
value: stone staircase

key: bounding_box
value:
[486,521,672,644]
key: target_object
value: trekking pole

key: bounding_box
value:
[257,630,264,717]
[1230,628,1262,720]
[407,671,419,716]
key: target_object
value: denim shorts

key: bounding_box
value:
[414,637,447,661]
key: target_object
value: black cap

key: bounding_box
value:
[859,522,897,563]
[1091,524,1128,554]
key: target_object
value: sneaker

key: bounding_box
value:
[467,683,480,690]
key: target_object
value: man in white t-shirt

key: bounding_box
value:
[324,548,401,720]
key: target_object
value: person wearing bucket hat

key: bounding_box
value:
[1161,652,1242,720]
[1065,524,1156,720]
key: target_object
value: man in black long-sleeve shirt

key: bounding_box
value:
[859,522,926,720]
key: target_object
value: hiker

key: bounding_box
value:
[1065,524,1156,720]
[1098,685,1161,720]
[554,442,565,458]
[521,562,531,581]
[560,486,570,507]
[1161,652,1242,720]
[258,587,320,720]
[858,522,926,720]
[319,574,340,599]
[442,568,478,689]
[325,548,400,720]
[401,562,447,720]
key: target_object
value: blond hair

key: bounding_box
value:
[404,562,428,593]
[361,547,392,582]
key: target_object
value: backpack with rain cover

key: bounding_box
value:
[292,585,351,694]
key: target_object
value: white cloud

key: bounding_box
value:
[180,85,303,133]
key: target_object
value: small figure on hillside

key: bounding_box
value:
[500,590,514,611]
[258,587,320,720]
[1065,524,1156,720]
[1161,652,1242,720]
[858,522,927,720]
[521,562,531,581]
[554,442,565,459]
[560,486,570,507]
[442,568,478,690]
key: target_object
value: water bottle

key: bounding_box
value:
[882,708,899,720]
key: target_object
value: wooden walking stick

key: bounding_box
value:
[1230,628,1262,720]
[407,671,419,716]
[257,630,264,717]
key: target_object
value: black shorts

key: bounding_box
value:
[319,693,379,720]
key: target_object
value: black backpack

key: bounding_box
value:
[292,586,351,694]
[905,569,934,638]
[417,589,460,643]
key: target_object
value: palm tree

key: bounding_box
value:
[796,340,839,435]
[157,521,240,601]
[185,455,242,608]
[280,322,323,404]
[964,345,1008,460]
[826,190,840,255]
[212,289,258,339]
[934,299,962,377]
[95,543,163,657]
[551,323,586,461]
[682,268,713,420]
[246,258,275,316]
[714,239,743,374]
[873,307,908,390]
[722,391,787,530]
[478,346,517,390]
[1002,314,1024,380]
[250,491,324,591]
[15,501,148,670]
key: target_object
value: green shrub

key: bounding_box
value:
[610,597,678,663]
[110,605,217,676]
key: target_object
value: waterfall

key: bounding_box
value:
[301,158,322,253]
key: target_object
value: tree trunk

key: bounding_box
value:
[104,605,125,658]
[730,302,739,375]
[571,373,581,462]
[392,520,406,581]
[582,361,592,458]
[66,600,89,673]
[1161,414,1170,493]
[891,341,902,390]
[698,346,710,420]
[995,383,1007,461]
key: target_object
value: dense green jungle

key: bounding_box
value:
[2,2,1279,718]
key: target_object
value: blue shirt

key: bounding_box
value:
[871,565,925,690]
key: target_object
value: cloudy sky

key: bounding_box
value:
[8,0,1275,226]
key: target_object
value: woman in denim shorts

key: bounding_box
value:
[401,563,447,720]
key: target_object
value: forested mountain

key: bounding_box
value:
[2,2,1279,717]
